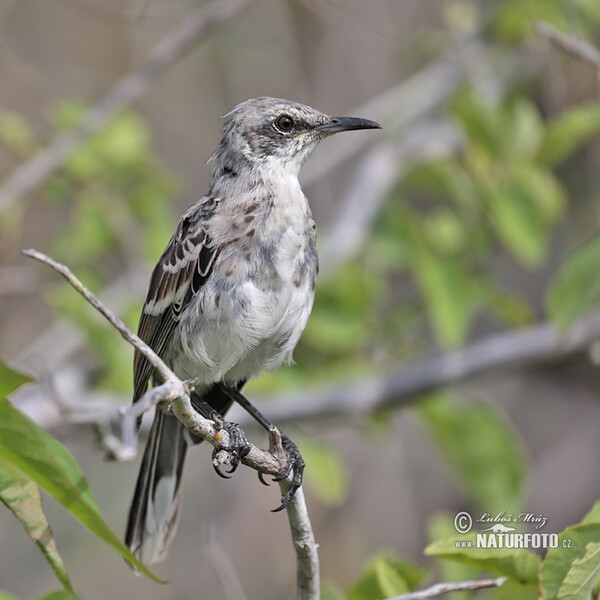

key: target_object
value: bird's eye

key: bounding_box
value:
[275,115,294,133]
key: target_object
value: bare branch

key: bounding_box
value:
[22,247,319,599]
[0,0,258,215]
[387,577,507,600]
[536,21,600,68]
[281,478,319,600]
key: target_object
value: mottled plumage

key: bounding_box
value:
[126,97,380,565]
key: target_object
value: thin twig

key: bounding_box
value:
[386,576,507,600]
[281,479,319,600]
[536,21,600,68]
[0,0,258,214]
[22,247,320,600]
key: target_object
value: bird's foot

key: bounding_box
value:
[270,433,305,513]
[211,415,251,479]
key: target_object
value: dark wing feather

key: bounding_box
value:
[133,198,219,403]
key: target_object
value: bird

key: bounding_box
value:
[125,97,381,565]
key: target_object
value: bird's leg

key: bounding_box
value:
[217,383,305,511]
[189,393,251,478]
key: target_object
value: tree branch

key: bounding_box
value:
[254,312,600,427]
[22,248,319,600]
[13,310,600,437]
[0,0,258,215]
[536,21,600,68]
[386,576,507,600]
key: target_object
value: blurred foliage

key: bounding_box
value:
[297,438,349,507]
[545,231,600,327]
[346,552,426,600]
[491,0,600,42]
[420,394,526,515]
[0,101,178,392]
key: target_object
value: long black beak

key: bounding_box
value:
[317,116,382,134]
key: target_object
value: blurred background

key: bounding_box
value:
[1,0,600,598]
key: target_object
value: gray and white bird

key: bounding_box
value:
[125,97,381,565]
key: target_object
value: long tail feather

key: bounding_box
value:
[125,410,188,565]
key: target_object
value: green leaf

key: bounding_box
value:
[451,87,503,157]
[424,210,467,255]
[581,501,600,525]
[557,542,600,600]
[402,159,480,209]
[303,308,369,355]
[0,399,163,582]
[347,553,417,600]
[539,104,600,167]
[0,361,32,398]
[0,461,73,592]
[500,98,544,161]
[413,253,477,348]
[545,232,600,327]
[428,513,481,600]
[420,395,526,514]
[0,591,21,600]
[298,439,349,506]
[492,0,583,42]
[486,579,539,600]
[425,536,540,584]
[540,524,600,600]
[486,168,565,267]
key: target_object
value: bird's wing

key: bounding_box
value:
[133,197,220,403]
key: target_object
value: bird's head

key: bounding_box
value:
[209,97,381,177]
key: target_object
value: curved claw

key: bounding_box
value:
[226,462,240,474]
[269,434,305,511]
[210,420,251,481]
[270,483,300,513]
[272,469,291,483]
[213,463,232,479]
[258,471,270,487]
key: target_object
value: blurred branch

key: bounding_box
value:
[387,576,507,600]
[318,32,516,274]
[14,312,600,433]
[257,312,600,427]
[22,247,320,600]
[302,39,484,186]
[0,0,258,215]
[536,21,600,68]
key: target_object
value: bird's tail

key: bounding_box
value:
[125,409,188,566]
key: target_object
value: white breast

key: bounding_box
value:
[168,174,317,386]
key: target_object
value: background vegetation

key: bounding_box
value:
[1,0,600,598]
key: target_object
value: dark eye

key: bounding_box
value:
[275,114,294,133]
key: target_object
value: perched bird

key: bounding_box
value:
[125,97,381,565]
